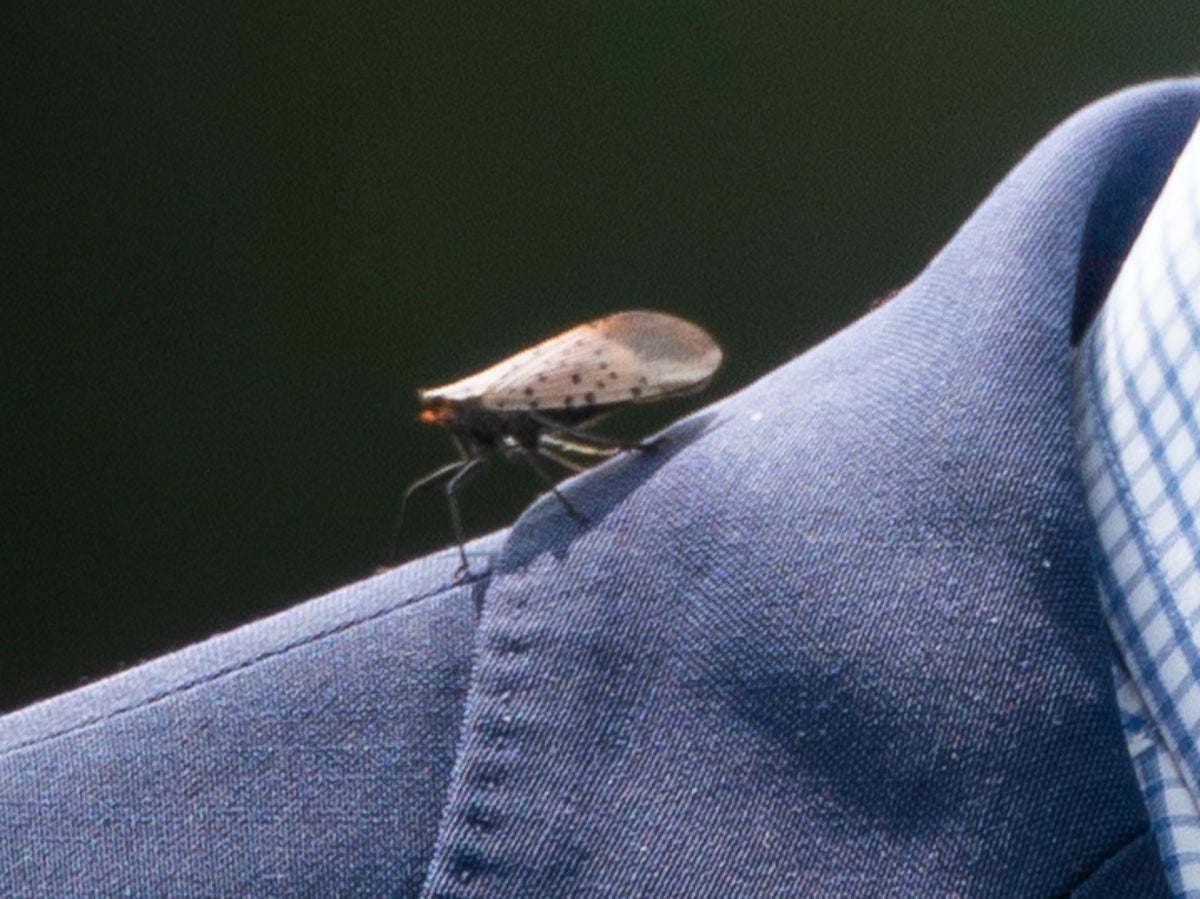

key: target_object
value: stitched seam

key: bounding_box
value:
[422,616,538,894]
[0,570,489,757]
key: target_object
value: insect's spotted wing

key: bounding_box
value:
[421,310,722,413]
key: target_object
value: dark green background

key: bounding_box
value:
[6,4,1198,711]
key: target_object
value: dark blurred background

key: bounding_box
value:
[4,4,1199,712]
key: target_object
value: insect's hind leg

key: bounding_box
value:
[535,444,588,474]
[528,412,649,453]
[521,449,587,524]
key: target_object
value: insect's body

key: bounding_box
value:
[419,399,601,454]
[422,400,543,453]
[401,310,722,575]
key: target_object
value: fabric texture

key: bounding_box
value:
[0,540,496,897]
[3,79,1200,897]
[1076,120,1200,895]
[417,79,1198,899]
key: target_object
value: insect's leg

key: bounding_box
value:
[394,460,469,560]
[444,456,488,576]
[520,449,587,524]
[533,441,589,473]
[527,412,645,452]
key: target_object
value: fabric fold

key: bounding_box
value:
[419,80,1200,898]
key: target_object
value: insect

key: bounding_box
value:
[399,310,723,575]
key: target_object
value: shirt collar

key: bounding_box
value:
[1076,120,1200,895]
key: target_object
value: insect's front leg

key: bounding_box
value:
[395,435,487,575]
[394,460,470,560]
[442,455,488,576]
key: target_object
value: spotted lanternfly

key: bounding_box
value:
[399,310,722,575]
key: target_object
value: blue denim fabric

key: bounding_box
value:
[5,80,1200,897]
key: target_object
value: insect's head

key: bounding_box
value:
[416,393,457,426]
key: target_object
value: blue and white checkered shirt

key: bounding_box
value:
[1076,121,1200,896]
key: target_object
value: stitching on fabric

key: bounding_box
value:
[423,619,540,892]
[0,570,490,757]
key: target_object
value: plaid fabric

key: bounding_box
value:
[1076,122,1200,895]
